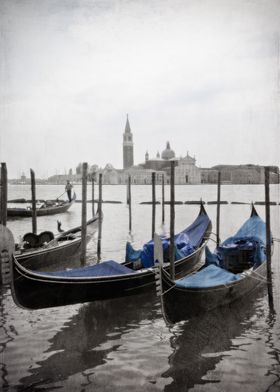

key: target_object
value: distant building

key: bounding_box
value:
[142,142,176,171]
[21,172,27,183]
[200,168,219,184]
[141,142,201,184]
[120,167,166,185]
[101,164,119,184]
[201,165,279,184]
[45,116,280,186]
[123,115,134,169]
[175,153,201,184]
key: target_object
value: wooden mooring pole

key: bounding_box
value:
[216,171,221,246]
[0,163,7,226]
[97,173,103,262]
[30,169,37,234]
[80,162,88,264]
[152,172,156,239]
[264,167,273,307]
[161,174,165,224]
[128,175,132,233]
[0,225,14,286]
[91,174,95,217]
[170,161,175,280]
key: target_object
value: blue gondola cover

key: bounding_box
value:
[126,211,210,268]
[38,260,136,277]
[175,264,241,288]
[181,208,268,289]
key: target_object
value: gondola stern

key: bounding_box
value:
[250,203,258,217]
[199,199,207,216]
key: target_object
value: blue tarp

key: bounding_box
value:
[212,213,267,269]
[126,211,210,268]
[235,214,267,245]
[181,209,268,289]
[175,264,241,288]
[38,260,136,277]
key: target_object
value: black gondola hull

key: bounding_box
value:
[7,195,76,217]
[161,260,267,324]
[11,235,209,310]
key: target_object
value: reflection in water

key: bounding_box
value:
[263,310,280,390]
[0,288,14,390]
[10,286,279,391]
[18,293,160,390]
[163,287,277,391]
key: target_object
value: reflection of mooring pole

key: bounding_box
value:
[161,174,165,224]
[170,161,175,280]
[264,166,274,309]
[91,174,95,217]
[152,172,156,239]
[216,171,221,246]
[80,162,88,264]
[128,175,132,233]
[0,162,7,226]
[97,173,103,262]
[30,169,37,234]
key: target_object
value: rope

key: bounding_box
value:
[162,284,176,296]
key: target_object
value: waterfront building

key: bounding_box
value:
[175,153,201,184]
[101,164,119,185]
[45,116,279,185]
[200,168,219,184]
[120,166,166,185]
[201,165,279,184]
[142,142,176,171]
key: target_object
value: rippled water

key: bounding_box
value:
[1,184,280,391]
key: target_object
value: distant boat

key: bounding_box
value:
[7,203,212,309]
[158,205,272,324]
[7,193,76,217]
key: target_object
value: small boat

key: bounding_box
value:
[6,203,212,309]
[15,211,101,270]
[158,205,271,324]
[7,193,76,217]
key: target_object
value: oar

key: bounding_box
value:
[56,191,66,200]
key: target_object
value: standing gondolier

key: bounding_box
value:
[65,180,73,202]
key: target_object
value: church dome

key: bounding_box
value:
[161,142,175,160]
[104,163,115,171]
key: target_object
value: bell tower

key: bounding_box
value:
[123,114,134,169]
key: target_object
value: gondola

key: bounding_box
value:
[158,205,271,324]
[6,203,212,309]
[15,211,101,270]
[7,193,76,217]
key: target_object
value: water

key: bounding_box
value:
[1,184,280,391]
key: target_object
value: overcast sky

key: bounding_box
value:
[1,0,280,178]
